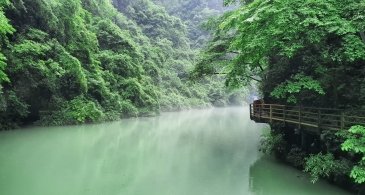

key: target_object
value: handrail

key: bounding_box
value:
[249,103,365,131]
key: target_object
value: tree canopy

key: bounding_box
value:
[195,0,365,108]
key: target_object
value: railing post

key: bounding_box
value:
[283,105,286,125]
[299,106,302,129]
[318,110,321,132]
[341,112,345,130]
[249,104,252,119]
[270,104,272,123]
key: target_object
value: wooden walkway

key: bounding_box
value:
[249,104,365,131]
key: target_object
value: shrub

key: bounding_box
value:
[287,147,306,168]
[260,131,287,156]
[120,100,139,117]
[304,152,350,183]
[40,96,104,126]
[341,125,365,184]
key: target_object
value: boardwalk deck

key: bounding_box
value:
[249,104,365,132]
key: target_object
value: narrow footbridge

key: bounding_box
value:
[250,104,365,131]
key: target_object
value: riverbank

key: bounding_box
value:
[261,121,361,194]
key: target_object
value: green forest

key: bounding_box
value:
[1,0,365,193]
[0,0,246,129]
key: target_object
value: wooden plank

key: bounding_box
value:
[320,113,341,117]
[345,121,365,125]
[346,116,365,120]
[301,116,319,120]
[321,119,341,123]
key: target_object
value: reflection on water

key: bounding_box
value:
[249,156,351,195]
[0,107,351,195]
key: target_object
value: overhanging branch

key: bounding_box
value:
[247,76,262,82]
[213,72,262,82]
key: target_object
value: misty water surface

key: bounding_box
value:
[0,107,351,195]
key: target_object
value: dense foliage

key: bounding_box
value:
[304,153,350,183]
[0,0,245,129]
[0,0,13,84]
[259,131,286,155]
[342,125,365,184]
[196,0,365,108]
[153,0,233,49]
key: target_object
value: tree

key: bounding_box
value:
[341,125,365,184]
[0,0,14,84]
[196,0,365,107]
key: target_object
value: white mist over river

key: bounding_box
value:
[0,107,351,195]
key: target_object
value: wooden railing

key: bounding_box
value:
[249,104,365,131]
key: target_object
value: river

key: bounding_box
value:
[0,107,351,195]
